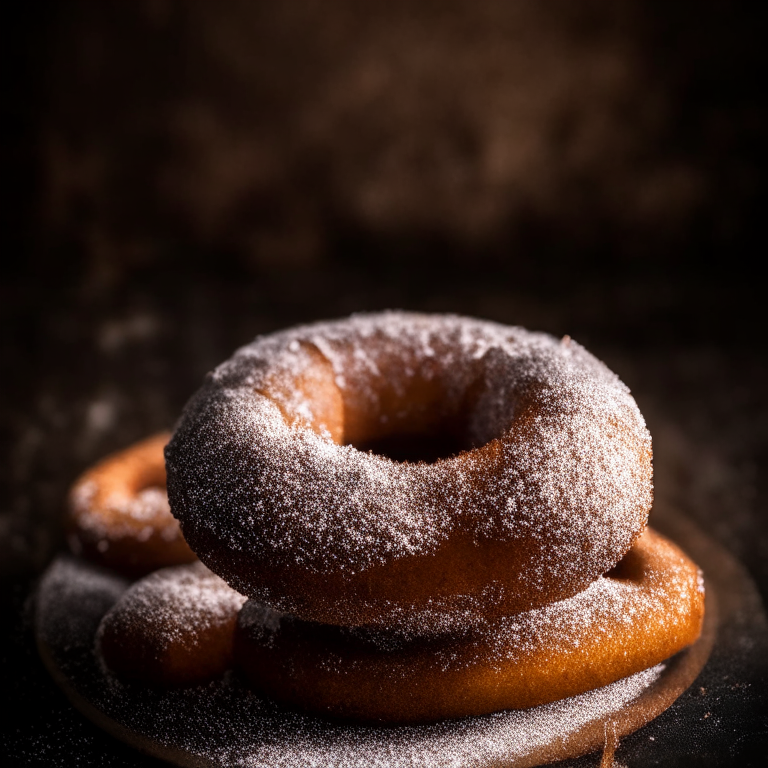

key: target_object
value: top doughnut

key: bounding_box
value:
[165,312,652,630]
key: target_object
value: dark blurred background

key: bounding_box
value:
[2,2,767,765]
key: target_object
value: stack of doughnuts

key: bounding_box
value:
[67,435,246,686]
[69,312,705,726]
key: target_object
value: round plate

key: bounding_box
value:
[35,514,720,768]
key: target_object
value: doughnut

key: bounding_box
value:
[38,311,714,763]
[165,312,653,629]
[67,432,196,577]
[97,561,246,687]
[233,527,705,723]
[35,535,721,768]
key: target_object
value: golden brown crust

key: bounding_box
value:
[233,527,705,723]
[67,433,196,577]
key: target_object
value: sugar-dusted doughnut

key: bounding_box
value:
[233,527,705,723]
[166,312,653,629]
[67,432,196,576]
[97,561,246,687]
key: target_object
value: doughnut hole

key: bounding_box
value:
[260,337,493,463]
[256,342,345,443]
[337,336,488,461]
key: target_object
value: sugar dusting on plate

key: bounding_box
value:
[36,555,715,768]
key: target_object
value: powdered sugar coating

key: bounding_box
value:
[96,561,246,686]
[233,527,705,721]
[70,483,176,544]
[67,432,196,575]
[98,562,246,646]
[166,312,652,626]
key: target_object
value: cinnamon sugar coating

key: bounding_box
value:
[166,312,653,629]
[234,527,705,723]
[68,432,196,577]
